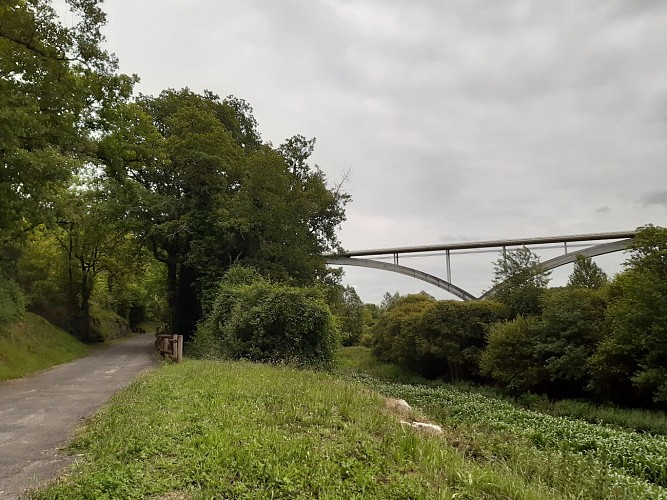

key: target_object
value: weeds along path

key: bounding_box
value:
[0,334,156,500]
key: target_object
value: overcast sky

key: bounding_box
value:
[73,1,667,302]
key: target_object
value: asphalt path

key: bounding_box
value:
[0,334,157,499]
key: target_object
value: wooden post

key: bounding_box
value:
[177,335,183,363]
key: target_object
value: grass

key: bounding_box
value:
[27,347,667,499]
[90,304,132,341]
[531,399,667,437]
[360,376,667,498]
[336,345,430,385]
[0,312,91,381]
[32,361,579,500]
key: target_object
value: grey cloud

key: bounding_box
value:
[640,191,667,207]
[100,0,667,301]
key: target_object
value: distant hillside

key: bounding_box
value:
[0,313,91,381]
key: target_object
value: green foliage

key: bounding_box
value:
[88,304,131,342]
[537,287,608,396]
[193,268,339,368]
[371,294,505,380]
[326,285,365,346]
[567,254,609,289]
[371,293,436,370]
[0,0,133,245]
[417,300,506,380]
[545,399,667,437]
[591,225,667,404]
[490,246,550,317]
[16,226,68,323]
[0,273,26,326]
[479,316,547,394]
[102,89,348,338]
[367,377,667,496]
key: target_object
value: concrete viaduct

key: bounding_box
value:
[324,231,636,301]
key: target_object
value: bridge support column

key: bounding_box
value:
[446,250,451,283]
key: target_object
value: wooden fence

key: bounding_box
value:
[154,328,183,363]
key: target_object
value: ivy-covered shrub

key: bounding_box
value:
[192,267,339,368]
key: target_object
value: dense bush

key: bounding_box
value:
[538,287,607,397]
[371,293,436,372]
[417,300,506,380]
[372,294,505,380]
[480,288,608,397]
[590,226,667,404]
[479,316,547,394]
[192,267,339,368]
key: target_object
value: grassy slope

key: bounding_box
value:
[0,312,91,381]
[30,356,667,499]
[32,361,568,500]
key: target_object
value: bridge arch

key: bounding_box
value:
[327,237,633,301]
[325,256,476,301]
[479,238,631,299]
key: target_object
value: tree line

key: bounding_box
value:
[0,1,349,341]
[368,226,667,409]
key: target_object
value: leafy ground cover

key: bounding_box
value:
[338,347,667,498]
[33,360,583,500]
[359,376,667,498]
[0,313,91,381]
[339,346,667,436]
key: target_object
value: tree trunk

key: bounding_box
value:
[166,260,178,333]
[79,267,92,341]
[176,263,200,341]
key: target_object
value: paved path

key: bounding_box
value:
[0,334,157,499]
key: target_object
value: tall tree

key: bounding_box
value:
[489,246,550,317]
[101,89,348,337]
[0,0,133,271]
[567,254,608,289]
[591,225,667,404]
[52,176,126,340]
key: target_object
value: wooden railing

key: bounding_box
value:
[154,327,183,363]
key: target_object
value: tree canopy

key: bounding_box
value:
[1,1,349,342]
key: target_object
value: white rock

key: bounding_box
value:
[400,420,443,435]
[386,398,412,412]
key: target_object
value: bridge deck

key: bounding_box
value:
[326,230,636,258]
